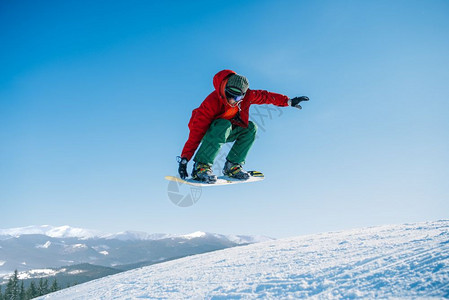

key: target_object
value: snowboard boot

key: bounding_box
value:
[192,162,217,183]
[223,160,250,180]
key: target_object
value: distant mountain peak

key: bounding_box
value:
[102,231,173,241]
[181,231,207,239]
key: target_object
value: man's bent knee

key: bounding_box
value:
[248,121,258,134]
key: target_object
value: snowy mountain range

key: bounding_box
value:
[37,220,449,299]
[0,225,271,243]
[0,225,272,276]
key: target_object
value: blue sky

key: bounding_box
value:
[1,0,448,238]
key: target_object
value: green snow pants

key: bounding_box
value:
[193,119,258,165]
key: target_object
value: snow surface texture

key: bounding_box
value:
[39,220,449,299]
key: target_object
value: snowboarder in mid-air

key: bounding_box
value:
[177,69,309,183]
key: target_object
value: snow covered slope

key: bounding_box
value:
[40,220,449,299]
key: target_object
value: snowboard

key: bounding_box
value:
[165,171,264,187]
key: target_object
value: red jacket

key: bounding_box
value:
[181,69,290,161]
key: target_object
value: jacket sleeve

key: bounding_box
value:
[181,96,218,161]
[249,89,290,107]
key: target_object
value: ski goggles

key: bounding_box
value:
[225,87,245,102]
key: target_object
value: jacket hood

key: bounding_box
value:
[213,69,236,102]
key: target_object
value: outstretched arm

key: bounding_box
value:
[249,90,290,106]
[249,90,309,109]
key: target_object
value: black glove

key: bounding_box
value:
[289,96,309,109]
[177,156,189,179]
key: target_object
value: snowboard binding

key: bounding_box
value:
[192,162,217,183]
